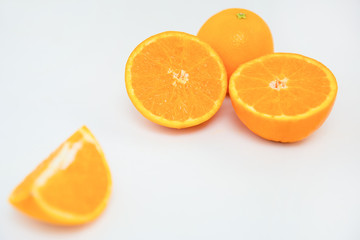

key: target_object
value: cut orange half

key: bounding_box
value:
[9,126,112,225]
[229,53,338,142]
[125,31,227,129]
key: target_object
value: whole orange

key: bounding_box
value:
[197,8,274,78]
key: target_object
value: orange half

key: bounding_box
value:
[125,31,227,129]
[229,53,338,142]
[9,126,112,225]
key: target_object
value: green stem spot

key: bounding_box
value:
[236,13,246,19]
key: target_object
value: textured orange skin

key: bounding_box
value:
[229,53,338,143]
[197,8,274,78]
[231,96,337,142]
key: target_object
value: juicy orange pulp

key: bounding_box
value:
[125,31,227,129]
[229,53,338,142]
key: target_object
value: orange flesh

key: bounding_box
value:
[37,141,109,215]
[130,35,224,121]
[235,55,331,116]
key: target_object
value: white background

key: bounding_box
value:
[1,0,360,239]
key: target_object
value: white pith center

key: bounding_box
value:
[34,128,94,187]
[35,141,83,187]
[269,78,288,90]
[168,68,189,86]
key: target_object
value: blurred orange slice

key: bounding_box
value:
[9,126,112,225]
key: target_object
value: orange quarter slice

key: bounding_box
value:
[125,31,227,129]
[9,126,112,225]
[229,53,338,142]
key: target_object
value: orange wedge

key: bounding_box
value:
[229,53,338,142]
[125,31,227,129]
[9,126,112,225]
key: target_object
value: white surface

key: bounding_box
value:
[1,0,360,239]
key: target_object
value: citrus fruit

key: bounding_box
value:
[125,31,227,129]
[197,8,274,78]
[9,126,112,225]
[229,53,338,142]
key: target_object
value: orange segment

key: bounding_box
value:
[9,126,112,225]
[229,53,338,142]
[125,31,227,128]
